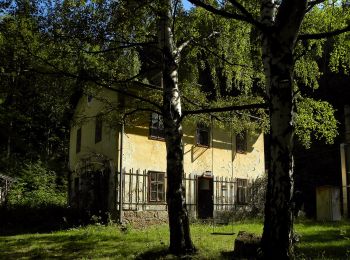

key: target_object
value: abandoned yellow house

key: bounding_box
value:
[68,89,265,223]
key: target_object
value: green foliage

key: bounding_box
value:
[6,161,67,207]
[295,97,338,148]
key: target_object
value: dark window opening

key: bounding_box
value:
[74,177,79,193]
[236,132,247,153]
[149,171,165,202]
[237,178,248,204]
[87,95,93,103]
[76,128,82,153]
[196,123,210,147]
[149,113,165,140]
[95,115,102,143]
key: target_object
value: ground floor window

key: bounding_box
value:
[237,178,248,204]
[148,171,165,202]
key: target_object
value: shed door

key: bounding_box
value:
[197,176,213,219]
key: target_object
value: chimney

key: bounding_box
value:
[345,105,350,143]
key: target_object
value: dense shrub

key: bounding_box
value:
[249,174,267,218]
[6,161,67,208]
[231,175,267,220]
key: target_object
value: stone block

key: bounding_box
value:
[233,231,261,258]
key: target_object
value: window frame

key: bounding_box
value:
[149,112,165,140]
[148,171,165,203]
[236,131,247,154]
[87,95,93,104]
[95,114,103,144]
[196,123,210,147]
[236,178,248,205]
[76,128,82,153]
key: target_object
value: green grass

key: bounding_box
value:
[0,220,349,259]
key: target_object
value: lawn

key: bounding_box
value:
[0,220,349,259]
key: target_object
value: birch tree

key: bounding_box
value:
[188,0,350,258]
[157,0,196,254]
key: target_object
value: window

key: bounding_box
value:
[196,123,210,147]
[76,128,82,153]
[87,95,93,104]
[149,113,165,139]
[149,171,165,202]
[237,178,248,204]
[95,115,102,143]
[236,132,247,153]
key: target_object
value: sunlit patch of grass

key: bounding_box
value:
[0,220,349,259]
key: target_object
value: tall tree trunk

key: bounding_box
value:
[260,1,307,258]
[158,0,196,255]
[261,46,295,258]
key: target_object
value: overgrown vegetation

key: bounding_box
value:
[6,161,66,208]
[0,221,349,259]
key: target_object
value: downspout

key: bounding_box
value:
[119,122,124,224]
[341,105,350,218]
[211,116,214,175]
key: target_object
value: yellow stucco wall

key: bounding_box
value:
[122,122,265,180]
[69,90,265,181]
[69,89,118,171]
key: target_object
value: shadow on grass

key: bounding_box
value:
[220,251,235,259]
[295,227,350,258]
[135,248,170,259]
[0,206,96,236]
[135,247,214,260]
[0,230,129,259]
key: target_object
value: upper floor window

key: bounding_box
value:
[237,178,248,204]
[236,132,247,153]
[149,113,165,140]
[87,95,93,104]
[95,114,102,143]
[76,128,82,153]
[196,123,210,147]
[149,171,165,203]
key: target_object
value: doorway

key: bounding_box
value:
[197,176,214,219]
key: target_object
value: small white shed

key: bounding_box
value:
[316,185,341,221]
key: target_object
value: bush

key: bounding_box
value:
[231,175,267,220]
[249,174,267,218]
[6,161,67,208]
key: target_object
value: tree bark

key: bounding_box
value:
[260,1,307,258]
[158,0,196,255]
[261,43,295,258]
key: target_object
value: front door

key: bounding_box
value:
[197,176,214,219]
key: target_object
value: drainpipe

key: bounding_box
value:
[341,105,350,218]
[119,122,124,224]
[211,116,214,176]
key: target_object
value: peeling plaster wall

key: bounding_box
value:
[69,90,265,219]
[69,89,118,172]
[123,122,265,181]
[122,125,167,172]
[69,90,265,180]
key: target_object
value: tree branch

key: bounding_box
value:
[27,55,163,111]
[298,25,350,40]
[122,108,161,121]
[227,0,259,24]
[182,103,268,118]
[306,0,325,13]
[176,38,193,54]
[193,39,253,68]
[82,41,157,54]
[188,0,267,33]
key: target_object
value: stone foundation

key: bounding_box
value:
[122,210,168,228]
